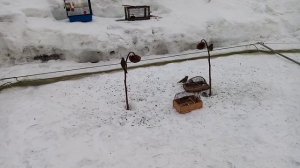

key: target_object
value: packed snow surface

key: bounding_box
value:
[1,54,300,168]
[0,0,300,66]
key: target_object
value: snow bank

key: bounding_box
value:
[0,0,299,66]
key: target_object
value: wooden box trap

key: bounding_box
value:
[173,92,203,114]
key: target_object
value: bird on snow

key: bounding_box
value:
[121,57,127,73]
[178,76,188,83]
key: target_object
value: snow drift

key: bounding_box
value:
[0,0,299,66]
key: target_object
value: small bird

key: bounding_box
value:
[178,76,188,83]
[121,58,127,73]
[208,43,214,51]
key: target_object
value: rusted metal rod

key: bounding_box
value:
[124,70,129,110]
[200,39,212,96]
[258,42,300,66]
[121,52,141,110]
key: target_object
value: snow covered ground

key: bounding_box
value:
[1,0,300,167]
[1,53,300,168]
[1,0,300,66]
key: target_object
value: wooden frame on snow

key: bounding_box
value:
[124,5,151,21]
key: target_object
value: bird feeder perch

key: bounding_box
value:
[124,5,151,21]
[120,52,142,110]
[197,39,214,96]
[64,0,93,22]
[173,92,203,114]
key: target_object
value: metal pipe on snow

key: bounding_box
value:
[0,42,299,92]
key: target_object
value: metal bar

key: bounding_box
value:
[88,0,93,15]
[0,48,296,92]
[1,42,298,83]
[124,7,128,20]
[0,43,258,82]
[258,42,300,66]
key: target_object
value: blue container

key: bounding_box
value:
[69,15,92,22]
[64,0,93,22]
